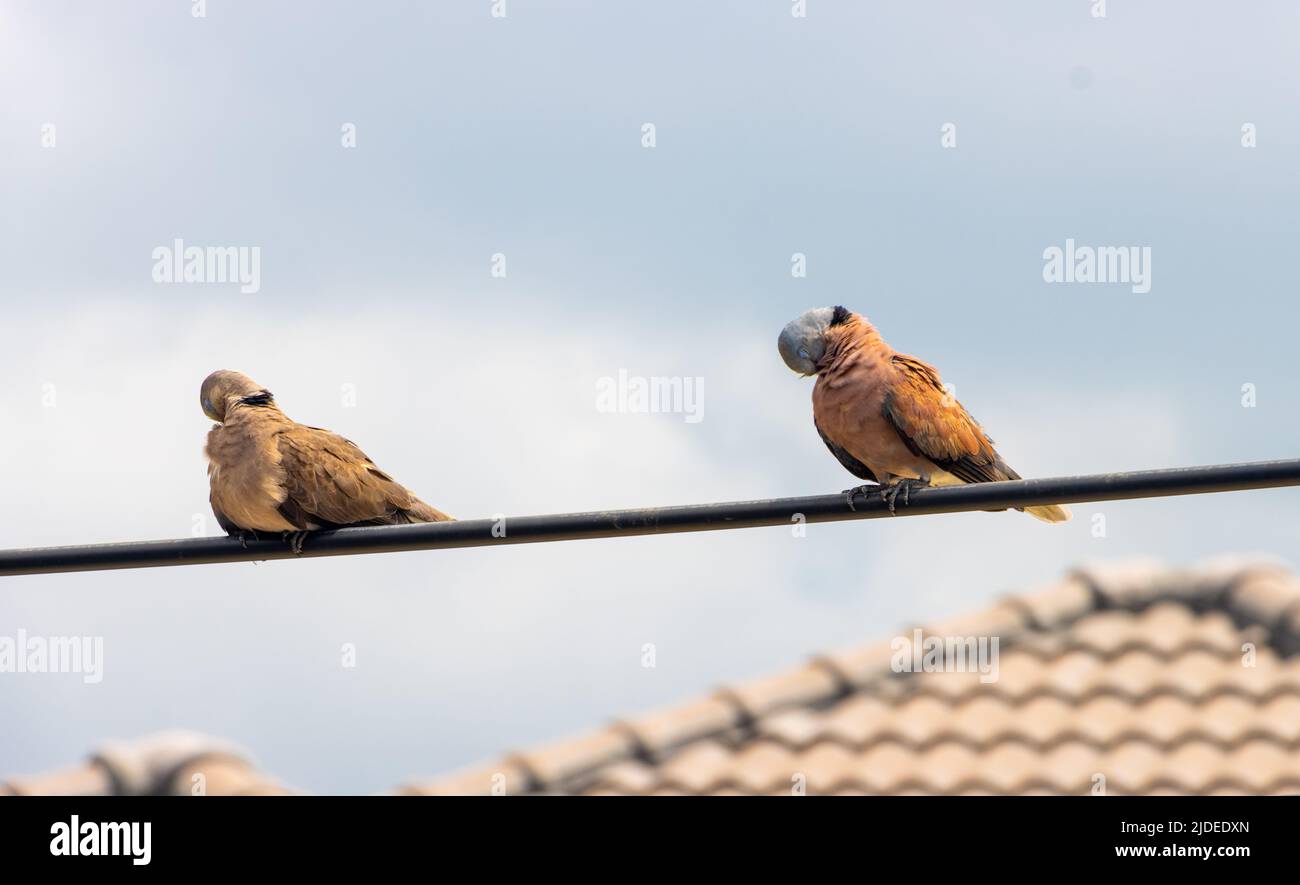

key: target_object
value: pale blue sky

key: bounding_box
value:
[1,1,1297,792]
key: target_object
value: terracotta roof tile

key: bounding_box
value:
[923,599,1029,641]
[755,707,824,747]
[3,731,287,796]
[857,742,917,791]
[815,695,895,744]
[4,762,115,796]
[167,757,292,796]
[889,696,953,744]
[1227,571,1300,632]
[1009,696,1076,745]
[1229,741,1300,791]
[657,740,735,793]
[795,742,862,793]
[617,695,743,757]
[978,743,1042,792]
[942,696,1002,745]
[918,743,982,793]
[722,661,844,719]
[730,742,800,793]
[400,759,533,796]
[588,759,659,794]
[814,640,897,689]
[1197,553,1294,595]
[1038,740,1103,793]
[1071,559,1170,608]
[1278,606,1300,657]
[1013,577,1095,630]
[508,726,638,789]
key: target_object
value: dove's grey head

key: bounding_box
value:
[778,306,851,376]
[201,370,271,422]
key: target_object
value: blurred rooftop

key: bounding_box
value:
[6,556,1300,796]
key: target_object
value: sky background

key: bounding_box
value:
[1,1,1297,793]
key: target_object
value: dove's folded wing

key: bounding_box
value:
[881,354,1019,485]
[275,426,451,528]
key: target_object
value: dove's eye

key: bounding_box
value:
[798,349,810,360]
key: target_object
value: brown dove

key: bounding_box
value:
[200,370,453,552]
[778,307,1070,523]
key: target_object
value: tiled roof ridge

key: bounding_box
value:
[401,555,1300,795]
[4,729,293,796]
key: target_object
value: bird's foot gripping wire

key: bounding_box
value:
[281,531,310,555]
[235,530,260,550]
[879,478,929,515]
[842,484,878,512]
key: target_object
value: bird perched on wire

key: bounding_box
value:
[200,370,453,553]
[777,307,1070,523]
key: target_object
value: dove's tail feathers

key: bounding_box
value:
[1024,503,1071,524]
[405,500,455,523]
[357,499,454,525]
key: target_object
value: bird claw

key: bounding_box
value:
[281,531,309,555]
[880,479,927,515]
[842,484,877,512]
[236,529,260,550]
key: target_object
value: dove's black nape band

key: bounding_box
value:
[829,305,852,327]
[239,390,274,406]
